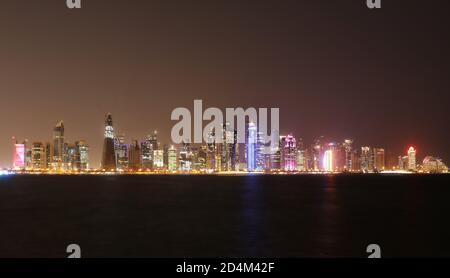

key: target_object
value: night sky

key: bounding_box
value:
[1,0,449,168]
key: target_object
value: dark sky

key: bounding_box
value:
[1,0,449,168]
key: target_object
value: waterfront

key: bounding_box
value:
[0,174,449,258]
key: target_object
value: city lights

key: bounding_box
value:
[7,114,448,175]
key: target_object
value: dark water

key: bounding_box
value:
[0,174,449,258]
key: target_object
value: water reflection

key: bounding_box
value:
[239,175,266,257]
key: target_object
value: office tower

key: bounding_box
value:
[312,136,325,171]
[246,121,257,171]
[360,146,373,172]
[163,144,169,169]
[408,147,416,171]
[129,140,141,171]
[52,121,65,170]
[281,134,297,171]
[351,150,360,171]
[373,148,385,171]
[75,140,89,171]
[323,149,334,172]
[296,149,307,172]
[149,130,159,150]
[179,143,193,172]
[398,155,409,170]
[63,143,73,169]
[101,114,117,171]
[31,142,46,170]
[343,139,353,171]
[269,130,281,171]
[205,129,217,171]
[168,145,178,171]
[256,131,266,171]
[26,147,32,170]
[12,137,26,170]
[115,135,129,171]
[197,145,208,171]
[45,142,51,169]
[153,149,164,169]
[141,135,154,170]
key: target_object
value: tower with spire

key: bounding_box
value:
[101,113,117,171]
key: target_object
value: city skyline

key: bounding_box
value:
[7,112,449,173]
[1,1,449,167]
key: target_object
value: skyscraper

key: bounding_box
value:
[282,134,297,171]
[12,137,26,170]
[115,135,129,171]
[31,142,46,170]
[247,122,257,171]
[101,114,117,171]
[129,140,141,171]
[408,147,416,171]
[75,140,89,171]
[52,121,65,170]
[343,139,353,171]
[373,148,385,171]
[168,145,178,172]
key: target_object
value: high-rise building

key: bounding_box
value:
[323,149,334,172]
[101,114,117,171]
[246,122,257,171]
[179,143,193,172]
[115,135,129,171]
[296,149,307,172]
[31,142,46,170]
[45,142,51,169]
[12,137,26,170]
[311,136,325,171]
[343,139,353,171]
[168,145,178,172]
[408,147,416,171]
[360,146,373,172]
[153,149,164,169]
[141,135,154,170]
[269,130,281,171]
[281,134,297,171]
[52,121,65,170]
[373,148,385,171]
[163,144,169,169]
[75,140,89,171]
[129,140,141,171]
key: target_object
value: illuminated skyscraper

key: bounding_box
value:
[75,140,89,171]
[323,149,334,172]
[115,135,129,171]
[129,140,141,171]
[143,130,160,169]
[52,121,65,170]
[296,149,307,172]
[343,139,353,171]
[373,148,385,171]
[153,149,164,169]
[12,137,26,170]
[179,143,193,172]
[246,122,257,171]
[101,114,117,171]
[31,142,46,170]
[168,145,178,171]
[281,134,297,171]
[360,146,373,172]
[408,147,416,171]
